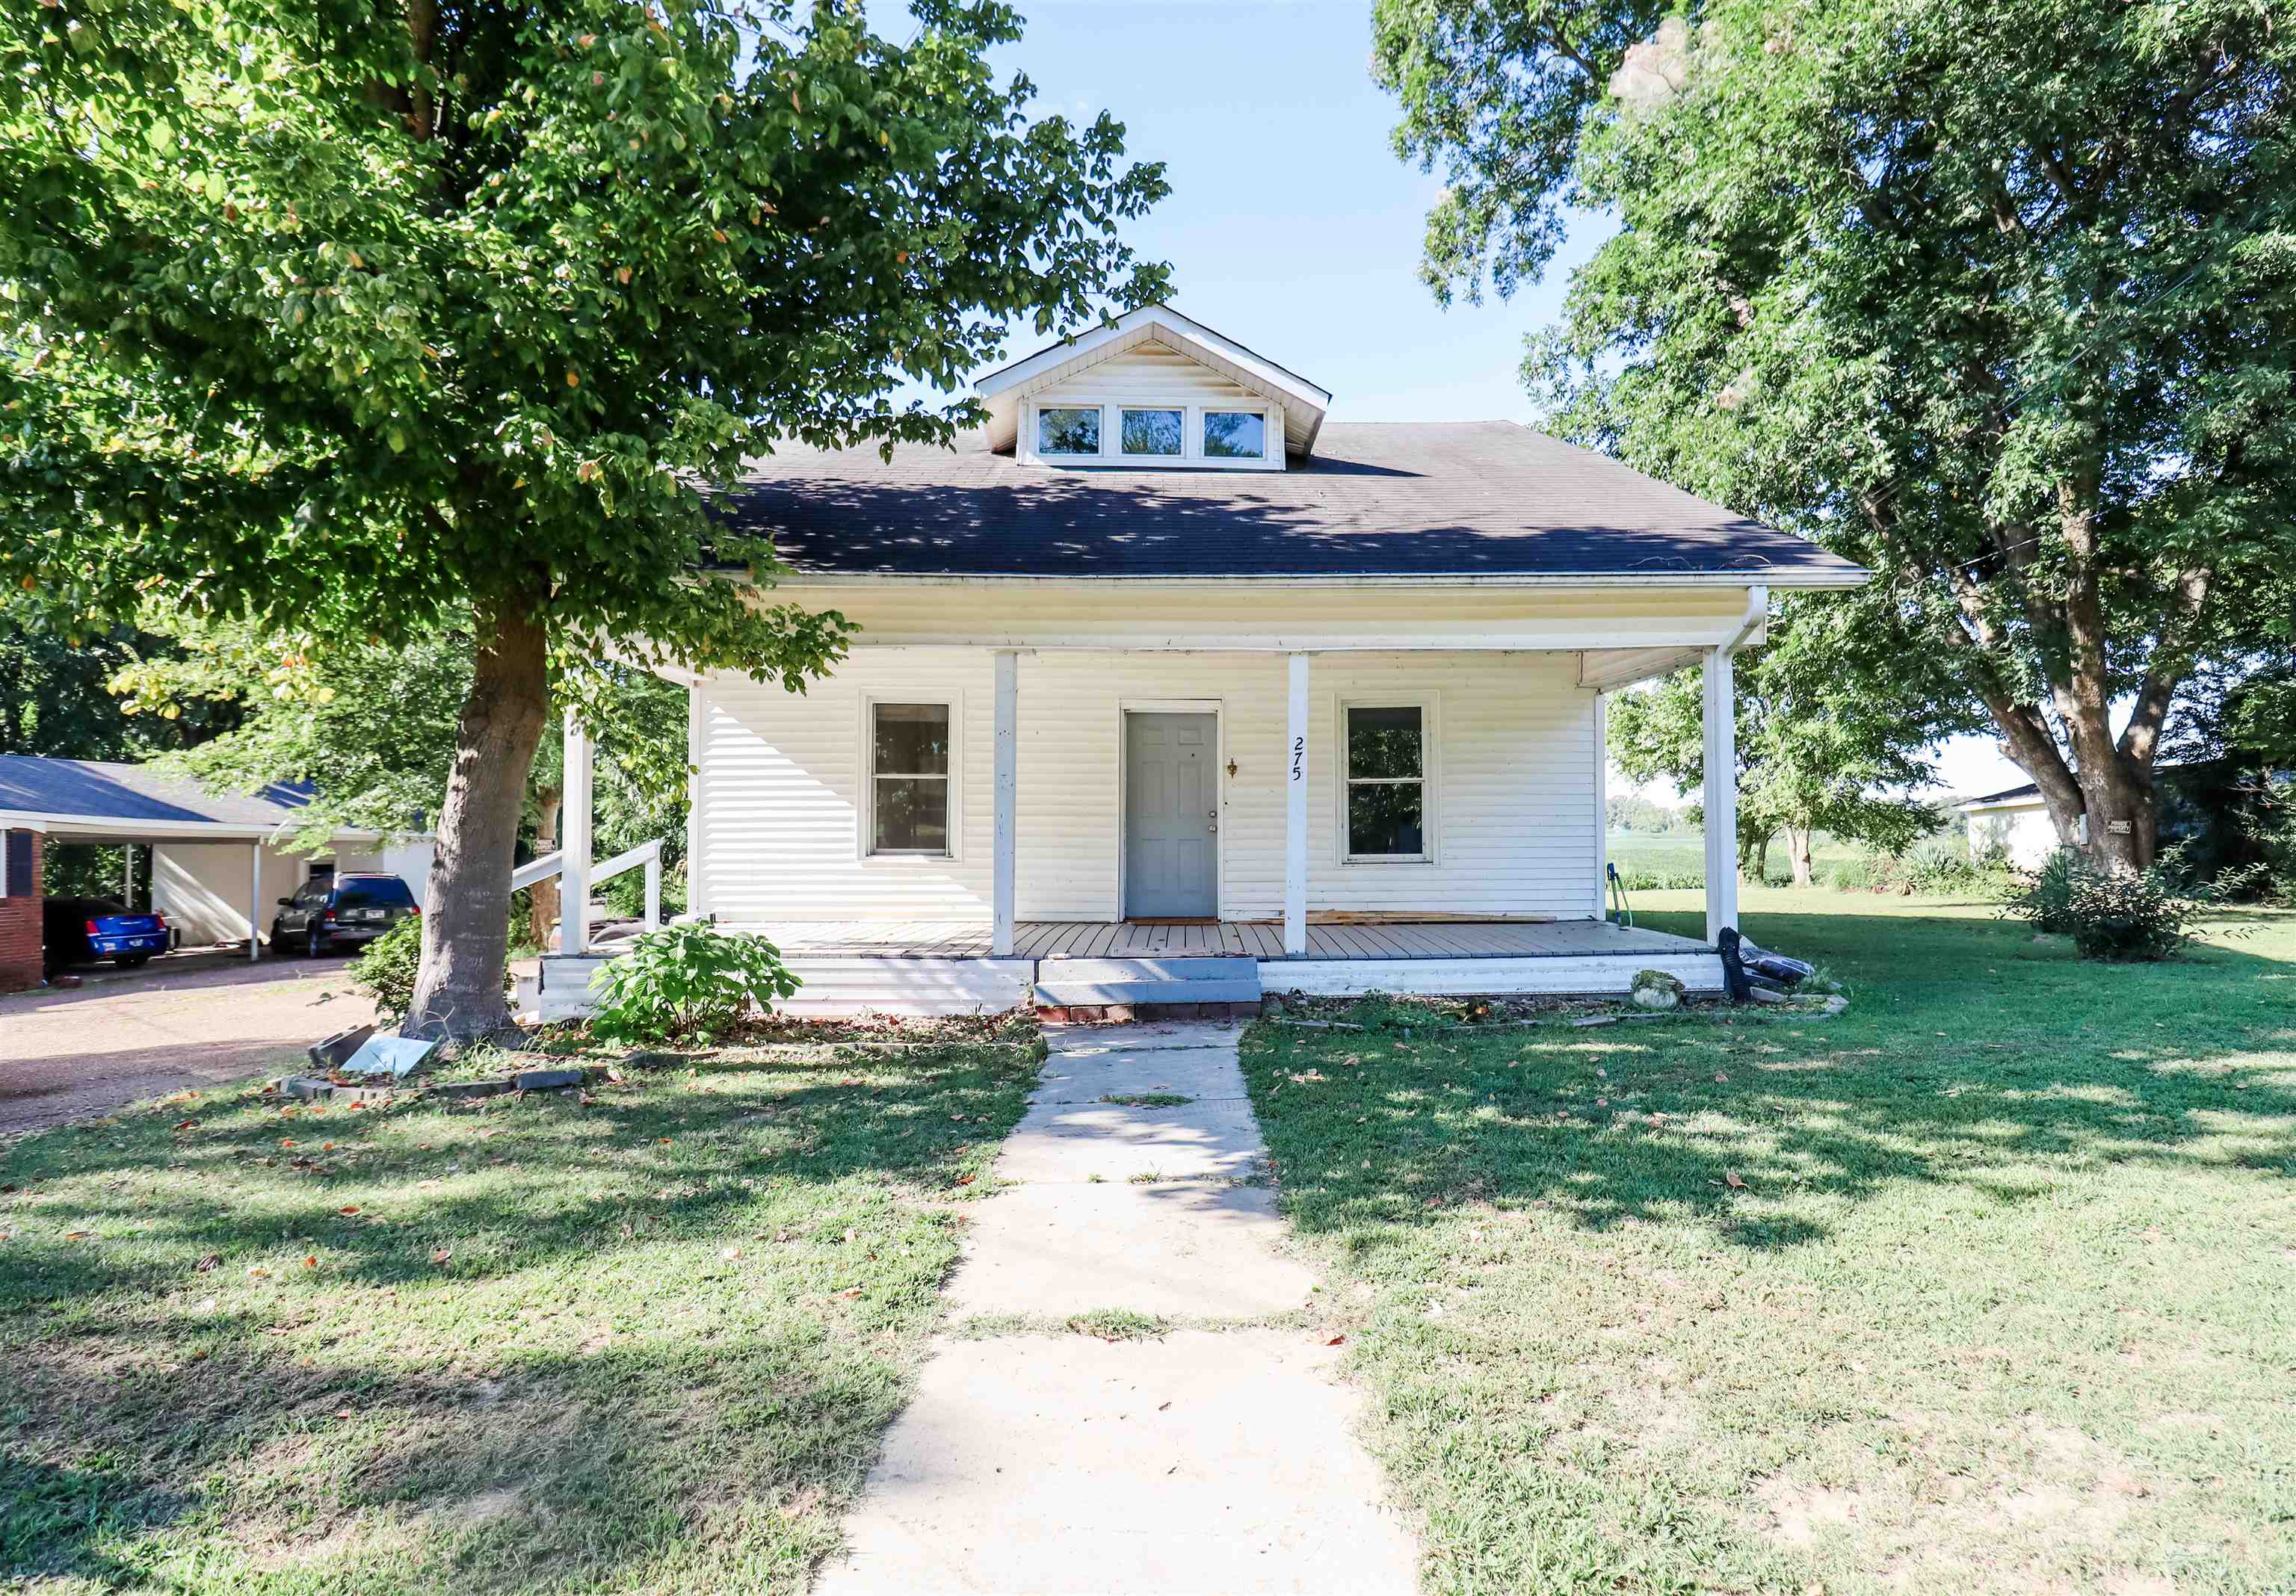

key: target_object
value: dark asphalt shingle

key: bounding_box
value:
[715,421,1863,582]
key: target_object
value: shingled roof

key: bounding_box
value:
[713,421,1866,584]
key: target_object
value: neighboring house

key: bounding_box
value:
[0,755,433,991]
[1962,761,2286,878]
[1959,782,2067,868]
[540,306,1870,1018]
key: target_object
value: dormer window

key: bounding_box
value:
[1203,410,1267,460]
[1120,408,1185,457]
[984,306,1327,472]
[1037,406,1101,457]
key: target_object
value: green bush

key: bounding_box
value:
[1828,838,2012,897]
[2005,846,2251,961]
[348,919,423,1021]
[348,918,515,1021]
[587,922,800,1045]
[1611,864,1706,891]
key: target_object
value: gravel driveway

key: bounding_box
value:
[0,954,376,1135]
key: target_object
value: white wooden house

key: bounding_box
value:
[539,306,1868,1018]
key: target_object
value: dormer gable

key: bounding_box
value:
[974,304,1331,470]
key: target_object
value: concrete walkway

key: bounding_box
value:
[815,1021,1419,1596]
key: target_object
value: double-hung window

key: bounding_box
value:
[1342,704,1431,861]
[869,702,953,856]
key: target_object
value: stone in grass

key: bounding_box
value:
[1629,969,1685,1010]
[511,1067,587,1092]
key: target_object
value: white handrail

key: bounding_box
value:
[516,838,664,949]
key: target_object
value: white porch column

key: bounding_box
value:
[123,844,135,910]
[247,843,262,960]
[1284,652,1310,956]
[991,649,1018,958]
[562,709,593,956]
[1593,692,1608,919]
[1703,646,1739,944]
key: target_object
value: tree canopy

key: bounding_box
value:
[1607,601,1957,883]
[1376,0,2296,870]
[2,0,1168,1033]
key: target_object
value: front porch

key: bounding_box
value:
[532,915,1722,1020]
[723,915,1707,962]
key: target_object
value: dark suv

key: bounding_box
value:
[271,873,419,957]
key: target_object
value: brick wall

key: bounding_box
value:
[0,829,43,992]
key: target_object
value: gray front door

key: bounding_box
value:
[1124,712,1218,918]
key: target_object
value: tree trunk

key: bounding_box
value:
[1790,826,1814,887]
[528,787,561,952]
[404,601,552,1041]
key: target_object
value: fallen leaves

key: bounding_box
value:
[1723,1169,1747,1190]
[430,1248,452,1265]
[195,1253,220,1272]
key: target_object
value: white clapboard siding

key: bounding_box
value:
[691,649,1602,927]
[1031,344,1262,407]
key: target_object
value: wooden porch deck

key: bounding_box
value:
[732,918,1710,961]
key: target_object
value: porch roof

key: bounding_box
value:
[715,422,1866,587]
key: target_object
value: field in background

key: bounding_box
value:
[1606,830,1871,888]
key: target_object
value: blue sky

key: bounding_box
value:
[957,0,2026,802]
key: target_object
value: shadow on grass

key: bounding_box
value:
[1244,903,2296,1260]
[0,1043,1042,1589]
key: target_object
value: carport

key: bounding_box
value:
[0,756,432,992]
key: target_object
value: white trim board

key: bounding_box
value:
[1263,952,1724,998]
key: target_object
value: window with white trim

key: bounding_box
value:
[1119,407,1184,457]
[1343,704,1430,860]
[1036,406,1101,457]
[1203,409,1268,460]
[869,702,953,856]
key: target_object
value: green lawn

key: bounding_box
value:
[1244,888,2296,1595]
[1,1039,1040,1592]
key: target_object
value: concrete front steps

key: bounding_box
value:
[1028,956,1262,1023]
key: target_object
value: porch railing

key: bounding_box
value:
[512,837,662,953]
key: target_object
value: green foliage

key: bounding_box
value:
[1607,605,1955,875]
[0,600,221,761]
[587,923,800,1045]
[1827,838,2010,897]
[347,918,425,1021]
[111,611,472,848]
[0,0,1169,1032]
[1605,792,1687,833]
[2005,847,2247,960]
[1382,0,2296,868]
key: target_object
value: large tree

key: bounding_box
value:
[2,0,1167,1036]
[1375,0,2296,870]
[1607,600,1961,885]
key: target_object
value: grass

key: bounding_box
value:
[0,1039,1041,1592]
[1241,887,2296,1595]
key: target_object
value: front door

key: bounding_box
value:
[1124,712,1218,918]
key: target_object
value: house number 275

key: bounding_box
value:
[1291,736,1304,782]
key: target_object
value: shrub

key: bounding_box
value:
[2005,846,2253,961]
[348,919,423,1021]
[1828,837,2013,897]
[587,923,800,1044]
[348,918,515,1021]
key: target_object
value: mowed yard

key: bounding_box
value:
[1,1038,1040,1592]
[1244,889,2296,1595]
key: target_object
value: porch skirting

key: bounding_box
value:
[528,917,1721,1021]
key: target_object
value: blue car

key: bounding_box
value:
[43,897,170,978]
